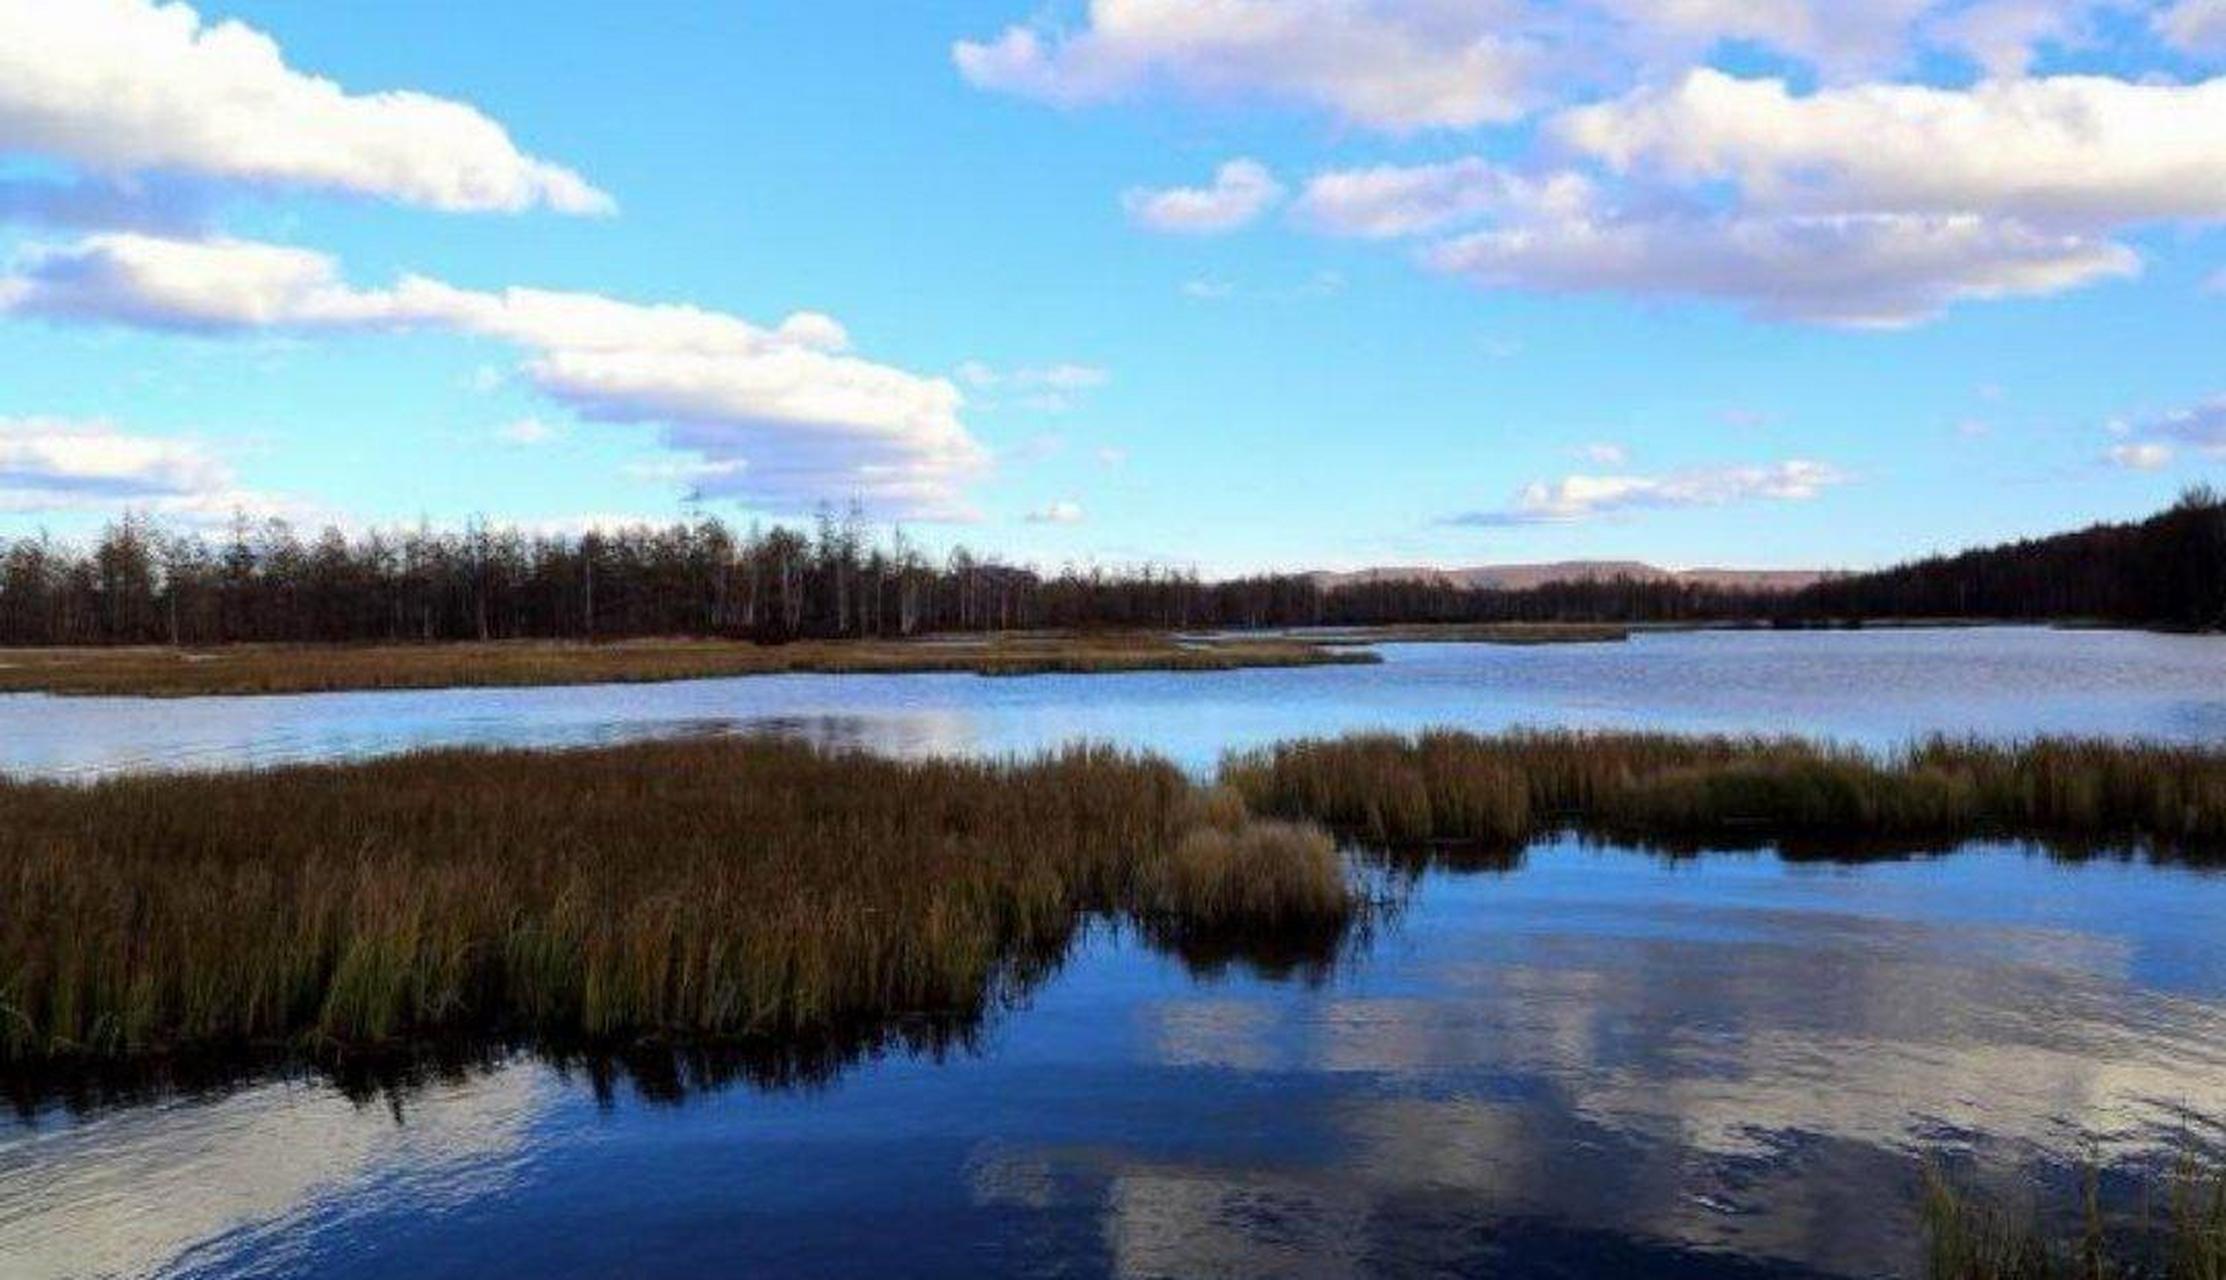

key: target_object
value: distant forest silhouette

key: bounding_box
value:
[2,489,2219,646]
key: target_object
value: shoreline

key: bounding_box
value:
[9,619,2209,699]
[0,632,1379,699]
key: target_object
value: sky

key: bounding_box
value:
[0,0,2221,575]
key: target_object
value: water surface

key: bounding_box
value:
[5,844,2221,1279]
[5,627,2225,778]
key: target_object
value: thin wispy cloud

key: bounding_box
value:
[1449,460,1851,526]
[1123,160,1283,234]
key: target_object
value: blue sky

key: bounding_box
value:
[0,0,2220,574]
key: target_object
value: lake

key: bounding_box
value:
[2,628,2224,1278]
[5,627,2226,778]
[4,843,2221,1279]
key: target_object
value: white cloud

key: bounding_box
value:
[1577,441,1628,465]
[494,417,558,446]
[0,415,295,517]
[2157,0,2226,54]
[2106,395,2226,468]
[1558,70,2226,229]
[1427,208,2137,327]
[1,233,987,518]
[1296,158,1589,239]
[0,0,609,215]
[1123,160,1283,234]
[1095,445,1130,467]
[2105,441,2175,470]
[955,0,1540,132]
[1450,459,1850,525]
[1025,499,1086,525]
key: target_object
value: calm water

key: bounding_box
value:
[3,845,2222,1279]
[4,628,2225,1278]
[4,627,2226,778]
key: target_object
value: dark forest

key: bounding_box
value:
[2,490,2219,646]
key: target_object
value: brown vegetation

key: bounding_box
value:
[0,632,1373,697]
[9,727,2225,1076]
[0,738,1355,1066]
[1922,1158,2224,1279]
[1223,730,2226,857]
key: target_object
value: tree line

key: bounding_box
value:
[0,505,1325,646]
[2,489,2219,647]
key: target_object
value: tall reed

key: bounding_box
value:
[0,738,1354,1065]
[1922,1157,2226,1279]
[1224,730,2226,857]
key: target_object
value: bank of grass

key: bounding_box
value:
[0,738,1354,1066]
[0,632,1376,698]
[10,727,2226,1073]
[1922,1159,2225,1279]
[1223,730,2226,857]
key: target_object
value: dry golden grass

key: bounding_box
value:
[0,738,1355,1065]
[0,632,1375,697]
[11,726,2224,1076]
[1224,729,2226,857]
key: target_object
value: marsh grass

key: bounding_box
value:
[0,738,1356,1067]
[1224,730,2226,860]
[12,726,2226,1079]
[0,632,1374,698]
[1922,1158,2226,1279]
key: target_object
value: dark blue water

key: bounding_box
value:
[6,844,2221,1280]
[4,627,2226,777]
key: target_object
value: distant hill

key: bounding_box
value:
[1315,562,1825,593]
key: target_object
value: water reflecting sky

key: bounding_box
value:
[6,843,2220,1279]
[6,627,2226,779]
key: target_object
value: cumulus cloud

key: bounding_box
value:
[0,0,609,215]
[1123,160,1284,234]
[1024,499,1086,525]
[1558,70,2226,229]
[1449,459,1850,525]
[0,233,987,518]
[955,0,1540,132]
[956,1,2149,131]
[0,415,293,517]
[1426,207,2137,327]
